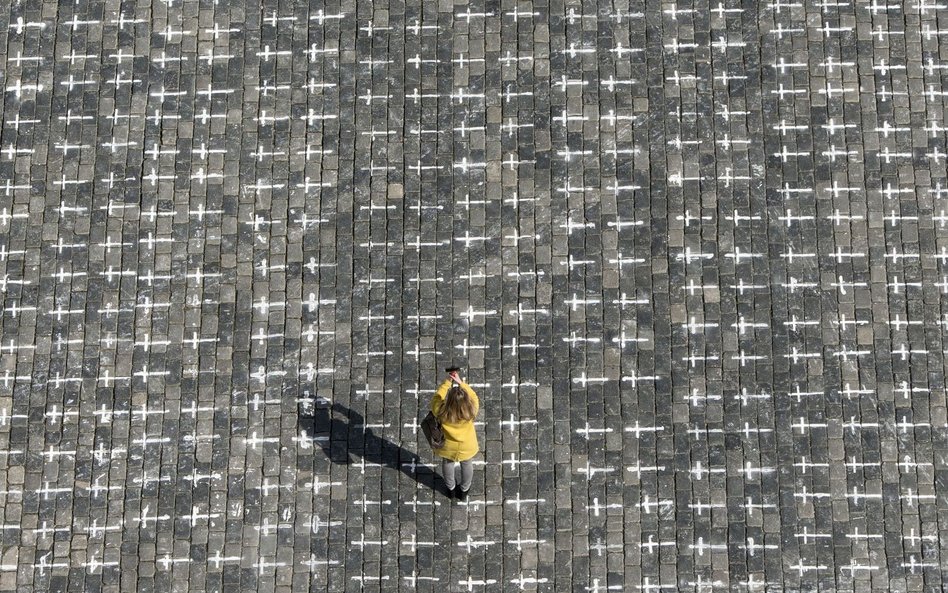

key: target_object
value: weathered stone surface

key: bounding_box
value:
[0,1,945,591]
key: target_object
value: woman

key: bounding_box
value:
[431,370,479,501]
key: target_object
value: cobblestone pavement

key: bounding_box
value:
[0,0,947,591]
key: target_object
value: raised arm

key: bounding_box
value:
[458,381,479,416]
[430,379,453,413]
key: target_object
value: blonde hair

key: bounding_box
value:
[437,385,477,424]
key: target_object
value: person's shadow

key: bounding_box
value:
[298,400,443,494]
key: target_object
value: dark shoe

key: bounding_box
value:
[455,487,467,502]
[445,485,457,499]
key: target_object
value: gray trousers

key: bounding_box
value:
[441,458,473,491]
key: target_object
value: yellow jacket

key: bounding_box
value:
[430,379,479,461]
